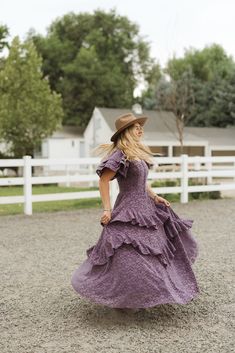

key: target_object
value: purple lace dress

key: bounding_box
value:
[71,148,200,308]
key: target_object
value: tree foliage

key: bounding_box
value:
[166,44,235,81]
[142,44,235,128]
[0,24,9,52]
[139,63,162,109]
[191,72,235,127]
[154,68,196,151]
[0,24,10,71]
[29,9,156,127]
[0,37,63,157]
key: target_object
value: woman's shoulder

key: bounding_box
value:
[98,148,127,165]
[96,148,129,180]
[108,148,126,160]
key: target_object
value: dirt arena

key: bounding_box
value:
[1,198,234,353]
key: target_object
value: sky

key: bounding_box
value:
[1,0,235,66]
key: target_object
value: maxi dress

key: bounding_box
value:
[71,148,200,308]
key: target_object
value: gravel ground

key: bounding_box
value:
[1,198,235,353]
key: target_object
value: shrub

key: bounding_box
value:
[208,190,221,199]
[150,179,221,201]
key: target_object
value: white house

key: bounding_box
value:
[1,105,234,176]
[84,106,235,158]
[34,125,85,173]
[34,125,85,159]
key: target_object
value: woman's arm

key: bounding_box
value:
[99,168,116,210]
[98,168,117,225]
[146,181,171,206]
[146,181,159,200]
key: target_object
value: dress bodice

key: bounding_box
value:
[116,159,149,195]
[96,149,159,222]
[96,148,152,199]
[94,147,195,264]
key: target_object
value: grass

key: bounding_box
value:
[0,184,99,196]
[151,178,222,203]
[0,180,222,216]
[0,185,102,216]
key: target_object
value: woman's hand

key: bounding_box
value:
[154,195,171,207]
[100,210,112,225]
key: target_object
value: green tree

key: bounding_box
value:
[165,44,235,127]
[154,68,196,152]
[0,24,9,52]
[142,44,235,128]
[0,24,9,71]
[0,36,63,158]
[139,63,162,109]
[166,44,235,82]
[29,9,156,127]
[191,71,235,127]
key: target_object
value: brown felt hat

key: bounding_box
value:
[110,112,148,142]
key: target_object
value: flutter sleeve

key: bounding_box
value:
[145,161,154,169]
[96,149,130,180]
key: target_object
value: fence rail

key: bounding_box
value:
[0,154,235,215]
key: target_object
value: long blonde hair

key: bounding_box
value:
[91,123,155,165]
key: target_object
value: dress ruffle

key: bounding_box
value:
[96,149,130,180]
[86,203,195,268]
[72,148,199,308]
[93,148,196,269]
[86,223,177,268]
[110,202,193,235]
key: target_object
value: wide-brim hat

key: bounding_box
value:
[110,112,148,142]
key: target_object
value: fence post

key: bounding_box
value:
[88,163,94,187]
[23,155,32,215]
[207,160,212,184]
[180,154,188,203]
[207,151,212,184]
[194,155,200,170]
[234,161,235,182]
[65,164,70,187]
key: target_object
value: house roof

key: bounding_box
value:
[49,108,235,148]
[184,126,235,146]
[98,107,176,133]
[97,107,235,146]
[51,125,84,138]
[97,107,207,143]
[143,130,207,143]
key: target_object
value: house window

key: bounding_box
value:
[35,144,42,153]
[71,140,75,147]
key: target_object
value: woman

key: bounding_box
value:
[71,112,200,312]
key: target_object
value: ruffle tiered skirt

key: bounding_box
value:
[71,203,200,308]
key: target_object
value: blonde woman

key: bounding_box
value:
[71,113,200,312]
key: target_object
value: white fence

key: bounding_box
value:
[0,154,235,215]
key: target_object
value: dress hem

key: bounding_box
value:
[71,283,200,309]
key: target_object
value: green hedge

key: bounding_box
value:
[150,179,221,202]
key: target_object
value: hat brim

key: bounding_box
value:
[110,116,148,142]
